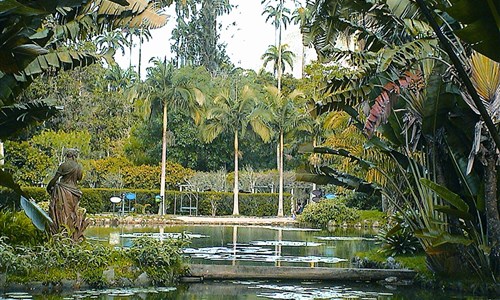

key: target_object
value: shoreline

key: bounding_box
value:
[87,214,381,228]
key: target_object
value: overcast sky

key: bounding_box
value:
[115,1,315,78]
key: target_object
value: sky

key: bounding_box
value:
[115,1,316,79]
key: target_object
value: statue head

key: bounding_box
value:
[64,148,79,159]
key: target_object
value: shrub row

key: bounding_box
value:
[0,188,292,217]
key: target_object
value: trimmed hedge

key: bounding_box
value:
[1,187,292,217]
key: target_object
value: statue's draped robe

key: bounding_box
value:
[48,159,88,241]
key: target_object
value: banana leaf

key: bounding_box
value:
[20,196,52,232]
[434,205,473,221]
[420,178,469,212]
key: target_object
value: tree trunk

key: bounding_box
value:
[233,130,239,215]
[277,0,283,92]
[159,101,168,215]
[311,137,317,202]
[278,130,284,217]
[138,29,143,79]
[483,139,500,274]
[129,34,133,69]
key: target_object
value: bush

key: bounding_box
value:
[0,211,47,246]
[128,237,188,285]
[195,191,292,216]
[0,235,188,286]
[343,192,382,210]
[377,217,422,256]
[298,200,359,228]
[2,187,292,216]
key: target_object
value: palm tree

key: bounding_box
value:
[263,85,307,217]
[200,84,271,215]
[137,27,153,79]
[96,29,130,55]
[262,0,292,90]
[123,27,140,68]
[144,59,204,215]
[261,44,295,78]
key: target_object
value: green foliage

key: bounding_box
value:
[0,235,187,287]
[196,192,291,217]
[343,192,382,210]
[298,200,359,228]
[128,237,188,285]
[4,140,53,186]
[355,249,430,276]
[0,211,47,246]
[3,185,291,217]
[377,223,422,256]
[31,130,92,159]
[356,210,386,225]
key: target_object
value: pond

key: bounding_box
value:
[1,225,489,300]
[0,280,488,299]
[85,225,378,268]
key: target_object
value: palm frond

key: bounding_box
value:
[0,100,62,138]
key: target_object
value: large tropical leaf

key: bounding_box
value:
[0,100,63,139]
[296,164,380,195]
[298,143,375,170]
[443,0,500,63]
[0,49,113,105]
[20,196,53,231]
[364,71,423,137]
[420,178,469,212]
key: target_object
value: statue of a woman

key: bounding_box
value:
[47,148,88,241]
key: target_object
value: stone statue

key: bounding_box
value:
[47,148,88,241]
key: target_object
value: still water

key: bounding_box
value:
[1,225,490,299]
[0,280,487,299]
[85,225,378,268]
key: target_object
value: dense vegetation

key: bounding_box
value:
[0,212,188,286]
[1,0,500,290]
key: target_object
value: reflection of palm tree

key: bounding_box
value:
[275,228,282,267]
[144,59,204,215]
[200,84,271,215]
[232,225,238,266]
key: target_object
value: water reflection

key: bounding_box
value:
[0,280,487,300]
[85,225,378,268]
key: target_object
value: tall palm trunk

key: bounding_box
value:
[277,0,283,91]
[129,35,133,69]
[233,130,239,215]
[159,100,168,215]
[311,137,317,201]
[138,29,143,79]
[278,130,284,217]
